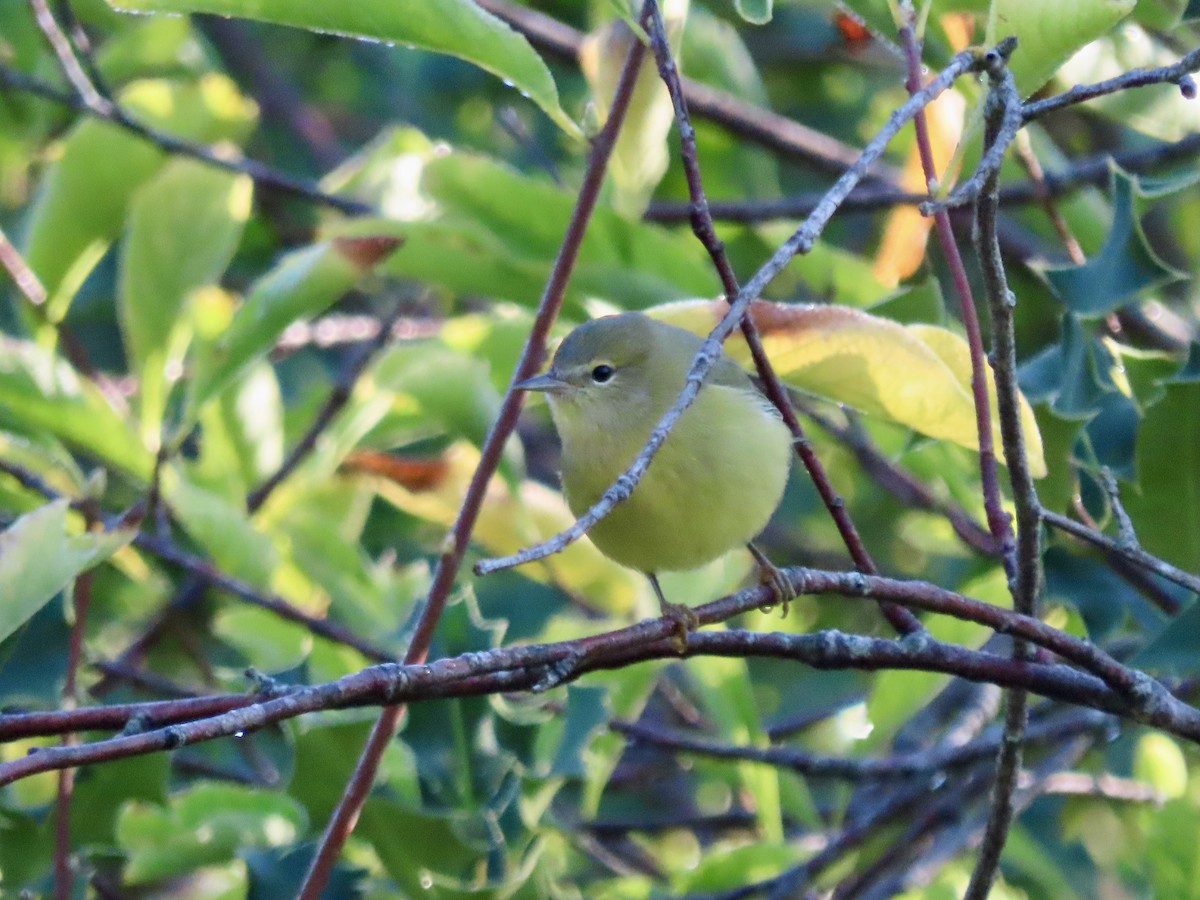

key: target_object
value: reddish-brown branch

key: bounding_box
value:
[5,564,1199,786]
[293,11,657,896]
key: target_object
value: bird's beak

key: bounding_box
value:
[515,372,570,394]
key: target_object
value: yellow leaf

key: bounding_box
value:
[647,300,1047,477]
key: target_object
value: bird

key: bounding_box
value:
[516,312,794,640]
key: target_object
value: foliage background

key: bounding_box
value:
[0,0,1199,896]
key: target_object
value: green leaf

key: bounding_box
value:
[549,686,609,778]
[0,500,134,645]
[368,342,524,481]
[245,846,365,900]
[117,784,306,883]
[106,0,581,137]
[185,236,401,419]
[1145,799,1200,896]
[987,0,1135,97]
[214,605,312,673]
[650,300,1047,476]
[326,144,719,309]
[682,842,801,893]
[359,797,490,893]
[1121,381,1200,571]
[120,158,252,434]
[164,467,276,586]
[1081,390,1139,478]
[734,0,773,24]
[1044,170,1186,317]
[70,753,170,846]
[1043,546,1139,640]
[20,76,256,312]
[1132,0,1188,31]
[685,655,782,841]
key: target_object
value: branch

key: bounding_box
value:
[294,10,658,896]
[476,44,990,576]
[6,564,1199,782]
[28,0,106,111]
[964,46,1044,900]
[3,619,1195,787]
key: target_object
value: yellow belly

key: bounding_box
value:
[561,385,792,573]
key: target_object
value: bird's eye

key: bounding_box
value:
[591,364,615,384]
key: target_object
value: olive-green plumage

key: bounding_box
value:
[519,313,792,583]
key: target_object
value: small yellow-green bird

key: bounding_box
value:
[517,312,793,636]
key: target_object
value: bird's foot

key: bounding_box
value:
[659,600,699,654]
[646,573,698,654]
[748,544,794,618]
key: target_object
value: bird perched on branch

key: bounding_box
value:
[517,312,794,641]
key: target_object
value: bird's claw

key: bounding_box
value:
[749,545,794,618]
[660,600,698,654]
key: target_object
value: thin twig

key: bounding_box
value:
[0,223,48,307]
[246,299,408,513]
[849,733,1092,899]
[52,562,93,900]
[476,43,989,576]
[293,10,658,897]
[27,0,108,111]
[643,0,919,634]
[1042,508,1200,596]
[1011,130,1086,264]
[922,40,1023,213]
[897,26,1015,566]
[643,133,1200,224]
[1022,46,1200,120]
[0,224,99,379]
[613,708,1110,781]
[1038,771,1163,803]
[0,64,371,215]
